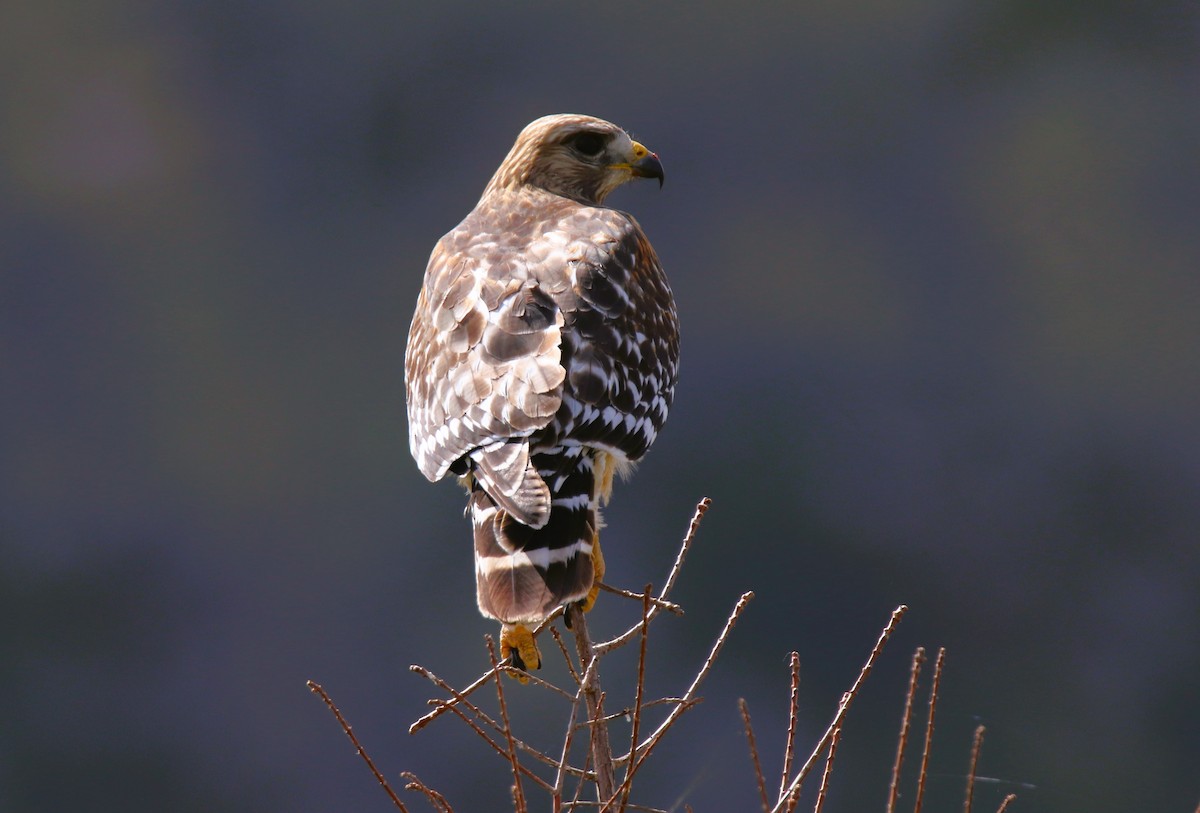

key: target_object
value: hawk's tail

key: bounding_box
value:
[471,447,597,625]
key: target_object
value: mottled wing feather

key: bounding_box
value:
[405,216,566,494]
[545,223,678,463]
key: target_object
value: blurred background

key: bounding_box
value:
[3,1,1198,811]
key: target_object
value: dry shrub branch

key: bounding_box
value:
[310,497,1021,813]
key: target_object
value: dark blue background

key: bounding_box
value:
[4,2,1198,811]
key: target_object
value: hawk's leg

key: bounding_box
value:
[500,622,541,673]
[563,534,605,630]
[577,449,614,616]
[580,532,605,613]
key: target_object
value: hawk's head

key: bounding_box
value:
[483,114,664,205]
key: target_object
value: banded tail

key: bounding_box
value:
[471,446,603,625]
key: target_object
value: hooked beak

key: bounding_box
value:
[612,140,665,188]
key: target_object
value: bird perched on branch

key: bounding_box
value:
[405,114,679,671]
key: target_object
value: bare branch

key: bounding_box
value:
[739,698,770,813]
[408,664,504,734]
[995,793,1018,813]
[569,740,594,811]
[963,724,986,813]
[401,772,453,813]
[554,656,598,804]
[436,698,556,791]
[486,637,527,813]
[812,724,841,813]
[597,581,683,615]
[616,587,654,813]
[596,497,711,653]
[567,603,619,805]
[621,590,755,774]
[778,652,801,805]
[410,663,567,777]
[888,647,926,813]
[772,604,908,813]
[579,697,686,728]
[912,647,946,813]
[307,680,412,812]
[550,625,582,686]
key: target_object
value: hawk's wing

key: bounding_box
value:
[405,215,566,527]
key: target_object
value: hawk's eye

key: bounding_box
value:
[569,132,606,158]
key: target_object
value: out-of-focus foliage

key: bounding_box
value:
[3,2,1197,811]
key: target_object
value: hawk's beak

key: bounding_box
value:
[613,140,665,188]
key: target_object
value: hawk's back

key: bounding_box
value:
[403,113,677,661]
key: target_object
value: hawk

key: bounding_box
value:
[405,114,678,671]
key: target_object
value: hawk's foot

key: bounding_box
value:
[500,623,541,677]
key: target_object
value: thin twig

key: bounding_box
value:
[621,590,755,774]
[995,793,1017,813]
[570,740,594,811]
[888,647,926,813]
[783,786,800,813]
[665,497,710,596]
[408,664,503,733]
[598,581,684,615]
[912,647,946,813]
[410,664,568,777]
[812,725,841,813]
[772,605,908,813]
[486,637,527,813]
[437,696,557,790]
[596,497,711,654]
[307,680,411,812]
[963,725,986,813]
[778,652,802,805]
[740,698,770,813]
[416,659,575,708]
[412,665,512,737]
[616,587,654,813]
[555,656,599,806]
[550,625,582,686]
[496,665,578,699]
[401,772,453,813]
[579,697,687,728]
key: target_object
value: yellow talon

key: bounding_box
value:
[500,623,541,679]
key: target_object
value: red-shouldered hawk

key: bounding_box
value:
[405,114,678,671]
